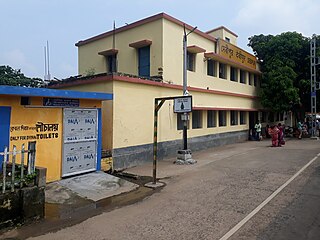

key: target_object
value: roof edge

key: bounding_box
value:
[75,12,216,47]
[206,26,238,38]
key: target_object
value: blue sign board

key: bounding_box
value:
[43,98,79,107]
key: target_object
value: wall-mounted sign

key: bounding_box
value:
[218,39,257,70]
[43,98,79,107]
[10,122,60,142]
[174,96,192,113]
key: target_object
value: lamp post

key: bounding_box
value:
[175,24,197,165]
[182,24,197,150]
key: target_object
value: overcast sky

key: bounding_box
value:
[1,0,319,79]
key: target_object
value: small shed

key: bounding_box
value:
[0,85,113,182]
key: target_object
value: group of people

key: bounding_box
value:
[253,121,285,147]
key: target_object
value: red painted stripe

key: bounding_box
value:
[49,75,259,99]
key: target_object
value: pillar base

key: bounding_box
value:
[175,149,197,165]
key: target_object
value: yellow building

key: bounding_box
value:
[0,85,112,182]
[49,13,269,170]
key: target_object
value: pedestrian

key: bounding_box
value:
[268,125,279,147]
[254,120,262,141]
[277,123,285,146]
[297,120,302,139]
[265,124,271,138]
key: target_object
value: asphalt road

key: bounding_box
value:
[7,139,320,239]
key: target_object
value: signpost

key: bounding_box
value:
[173,96,192,113]
[151,95,192,185]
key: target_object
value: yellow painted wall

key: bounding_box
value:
[161,19,258,96]
[112,80,257,149]
[162,18,216,86]
[1,96,62,182]
[207,28,237,45]
[78,17,260,98]
[78,19,163,77]
[0,95,103,182]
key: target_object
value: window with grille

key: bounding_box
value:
[187,52,195,72]
[230,110,238,125]
[240,111,246,125]
[230,67,238,81]
[192,110,202,129]
[240,70,246,84]
[207,110,217,128]
[207,59,216,77]
[219,63,226,79]
[219,110,227,126]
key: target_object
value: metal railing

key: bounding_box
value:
[0,141,36,194]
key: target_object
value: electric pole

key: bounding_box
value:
[176,24,197,164]
[310,35,319,139]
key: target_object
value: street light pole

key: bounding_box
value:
[182,24,197,150]
[310,34,319,139]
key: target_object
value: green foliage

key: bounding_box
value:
[0,65,43,87]
[248,32,311,113]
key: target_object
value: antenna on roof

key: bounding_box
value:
[111,21,117,73]
[44,41,51,81]
[112,21,116,50]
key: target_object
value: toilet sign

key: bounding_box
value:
[174,96,192,113]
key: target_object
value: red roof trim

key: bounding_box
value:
[75,13,216,47]
[206,26,238,37]
[49,75,258,99]
[193,106,257,111]
[187,45,206,54]
[129,39,152,48]
[98,49,118,56]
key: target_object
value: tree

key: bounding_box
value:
[248,32,311,113]
[0,65,43,87]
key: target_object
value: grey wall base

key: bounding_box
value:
[113,130,248,170]
[0,186,45,229]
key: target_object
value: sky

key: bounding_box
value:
[1,0,319,80]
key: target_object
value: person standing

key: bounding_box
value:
[269,125,280,147]
[277,123,284,146]
[254,120,262,141]
[297,120,302,139]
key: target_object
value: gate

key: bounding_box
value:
[62,108,98,177]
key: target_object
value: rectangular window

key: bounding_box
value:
[177,113,190,130]
[138,46,150,77]
[230,67,238,81]
[240,111,246,125]
[207,59,216,77]
[192,110,202,129]
[219,110,227,127]
[253,74,257,86]
[230,110,238,126]
[219,63,226,79]
[187,51,195,71]
[107,55,117,73]
[240,70,246,84]
[207,110,216,128]
[225,37,230,42]
[248,73,253,85]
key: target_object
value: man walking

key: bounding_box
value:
[255,120,262,141]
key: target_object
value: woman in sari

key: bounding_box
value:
[268,125,279,147]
